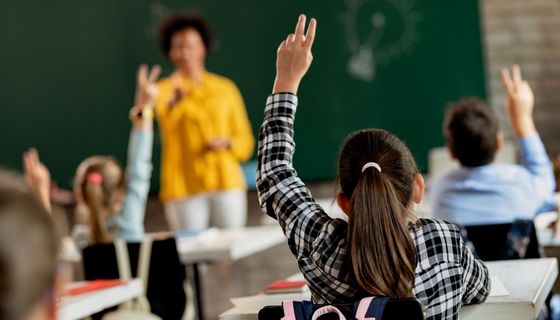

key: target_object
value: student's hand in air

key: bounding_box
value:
[135,64,161,110]
[501,65,537,137]
[273,14,317,94]
[23,148,52,213]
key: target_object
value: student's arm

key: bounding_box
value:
[257,17,358,303]
[258,15,324,237]
[460,235,491,304]
[22,149,52,213]
[501,66,556,209]
[116,65,159,241]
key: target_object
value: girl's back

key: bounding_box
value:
[256,16,490,319]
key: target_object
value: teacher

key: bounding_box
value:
[155,12,255,231]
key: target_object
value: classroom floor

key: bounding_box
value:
[142,182,337,320]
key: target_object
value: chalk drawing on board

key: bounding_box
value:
[343,0,421,81]
[146,2,172,38]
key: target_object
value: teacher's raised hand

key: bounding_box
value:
[273,14,317,95]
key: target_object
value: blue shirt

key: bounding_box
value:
[429,133,557,226]
[108,129,153,241]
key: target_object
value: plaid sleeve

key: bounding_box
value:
[256,93,357,303]
[460,235,491,304]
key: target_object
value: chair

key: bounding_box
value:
[258,298,424,320]
[462,219,542,261]
[82,237,187,320]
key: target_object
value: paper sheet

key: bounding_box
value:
[231,293,310,313]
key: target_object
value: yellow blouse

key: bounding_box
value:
[155,72,255,202]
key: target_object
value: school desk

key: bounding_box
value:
[219,258,558,320]
[59,278,143,320]
[176,224,287,320]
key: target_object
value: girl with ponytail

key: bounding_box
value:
[257,15,490,319]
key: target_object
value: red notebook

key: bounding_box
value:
[64,279,126,297]
[265,280,308,294]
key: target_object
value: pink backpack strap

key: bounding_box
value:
[355,297,376,320]
[311,305,347,320]
[282,300,296,320]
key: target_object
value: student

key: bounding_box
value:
[0,169,59,320]
[23,64,160,245]
[155,13,255,232]
[256,15,490,319]
[429,66,558,226]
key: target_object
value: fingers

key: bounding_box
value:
[291,15,317,49]
[23,148,39,175]
[501,68,514,95]
[294,14,306,38]
[286,34,295,45]
[304,18,317,49]
[137,64,148,86]
[148,65,162,83]
[512,64,522,86]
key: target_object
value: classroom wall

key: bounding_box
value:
[0,0,487,189]
[480,0,560,157]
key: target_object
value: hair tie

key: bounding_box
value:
[87,172,103,185]
[361,162,382,173]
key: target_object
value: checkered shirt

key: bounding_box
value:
[256,93,490,320]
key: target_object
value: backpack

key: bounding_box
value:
[259,297,424,320]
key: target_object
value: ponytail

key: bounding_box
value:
[347,170,417,298]
[337,129,420,299]
[84,180,111,243]
[77,157,124,245]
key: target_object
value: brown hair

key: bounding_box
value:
[0,169,58,320]
[74,156,124,244]
[444,98,500,167]
[337,129,418,298]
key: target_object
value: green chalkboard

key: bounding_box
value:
[0,0,486,189]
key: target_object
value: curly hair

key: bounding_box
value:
[158,12,213,59]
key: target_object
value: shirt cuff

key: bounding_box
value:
[517,133,546,158]
[264,93,298,120]
[538,194,559,213]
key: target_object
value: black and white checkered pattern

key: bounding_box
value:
[257,93,490,320]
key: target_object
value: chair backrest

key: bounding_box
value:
[83,237,186,320]
[462,220,541,261]
[258,298,424,320]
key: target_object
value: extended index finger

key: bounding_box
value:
[148,65,162,83]
[512,64,522,86]
[304,18,317,49]
[137,64,148,86]
[501,68,514,94]
[294,14,306,38]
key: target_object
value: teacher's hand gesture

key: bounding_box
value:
[273,14,317,94]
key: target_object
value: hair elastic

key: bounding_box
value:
[87,172,103,185]
[361,162,382,173]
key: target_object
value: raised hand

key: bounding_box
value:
[501,65,536,137]
[273,14,317,94]
[135,64,161,110]
[23,148,52,213]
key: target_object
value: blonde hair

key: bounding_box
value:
[337,129,418,298]
[74,156,124,244]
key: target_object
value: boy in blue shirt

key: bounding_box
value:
[430,66,558,226]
